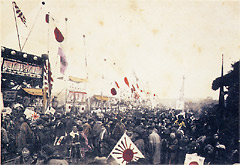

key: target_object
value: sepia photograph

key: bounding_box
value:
[1,0,239,164]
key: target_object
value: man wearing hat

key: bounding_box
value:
[12,103,24,118]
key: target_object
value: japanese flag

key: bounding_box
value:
[184,153,205,165]
[109,132,144,165]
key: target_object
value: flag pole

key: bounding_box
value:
[83,35,88,79]
[65,17,68,51]
[106,152,111,161]
[12,1,22,51]
[219,54,224,107]
[22,4,43,51]
[43,87,47,112]
[83,35,90,111]
[47,12,50,55]
[42,57,47,112]
[46,12,51,108]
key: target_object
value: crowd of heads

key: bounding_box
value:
[1,102,239,164]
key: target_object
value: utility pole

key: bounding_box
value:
[219,54,224,107]
[177,75,185,111]
[180,76,185,102]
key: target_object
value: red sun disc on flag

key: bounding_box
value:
[32,112,39,120]
[123,149,134,162]
[189,162,199,165]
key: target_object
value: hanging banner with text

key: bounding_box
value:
[2,59,42,78]
[66,91,87,103]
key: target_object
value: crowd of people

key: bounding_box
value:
[1,102,239,164]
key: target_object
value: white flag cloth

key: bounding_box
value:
[58,47,68,74]
[109,132,144,165]
[54,136,65,146]
[184,153,205,165]
[24,108,40,121]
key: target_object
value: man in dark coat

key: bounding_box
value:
[16,116,34,154]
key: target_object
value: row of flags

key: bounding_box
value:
[11,1,148,90]
[111,77,156,100]
[12,1,155,101]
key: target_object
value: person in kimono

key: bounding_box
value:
[78,126,92,159]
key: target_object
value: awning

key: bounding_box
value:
[69,76,88,83]
[68,91,87,94]
[94,95,109,101]
[22,88,43,96]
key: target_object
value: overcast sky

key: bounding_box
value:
[1,0,240,100]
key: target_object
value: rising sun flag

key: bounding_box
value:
[109,132,144,165]
[184,153,205,165]
[32,112,40,120]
